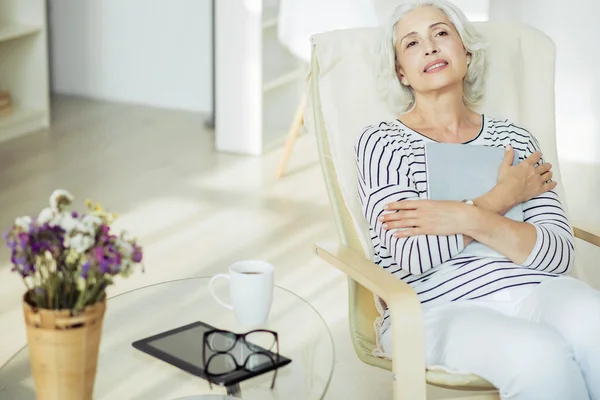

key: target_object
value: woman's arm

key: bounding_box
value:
[474,145,556,214]
[460,184,519,248]
[463,190,573,272]
[462,137,573,272]
[383,132,572,272]
[383,145,556,248]
[388,189,573,272]
[461,206,537,264]
[357,125,465,276]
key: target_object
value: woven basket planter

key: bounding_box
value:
[23,294,106,400]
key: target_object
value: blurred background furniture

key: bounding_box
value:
[275,0,378,178]
[306,21,600,399]
[214,0,306,156]
[0,0,50,144]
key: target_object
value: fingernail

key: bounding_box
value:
[505,145,512,151]
[393,232,400,237]
[383,205,389,210]
[379,216,384,221]
[382,223,388,229]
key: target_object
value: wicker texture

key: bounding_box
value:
[23,296,106,400]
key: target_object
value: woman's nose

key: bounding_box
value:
[424,40,439,56]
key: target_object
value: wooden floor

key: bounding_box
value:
[2,96,597,399]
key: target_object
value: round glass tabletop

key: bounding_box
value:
[0,278,334,400]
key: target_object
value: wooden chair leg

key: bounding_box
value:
[276,92,308,179]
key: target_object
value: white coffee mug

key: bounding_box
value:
[209,260,274,327]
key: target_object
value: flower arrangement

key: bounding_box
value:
[3,190,143,314]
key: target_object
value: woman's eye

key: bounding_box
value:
[436,31,448,37]
[407,41,417,48]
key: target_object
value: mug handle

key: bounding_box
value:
[209,274,234,310]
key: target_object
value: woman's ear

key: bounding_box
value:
[396,63,409,86]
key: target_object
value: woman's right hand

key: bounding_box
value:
[497,145,558,204]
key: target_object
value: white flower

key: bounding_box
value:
[69,233,95,253]
[49,189,74,212]
[14,216,32,230]
[117,238,134,257]
[49,212,78,233]
[75,221,95,236]
[38,207,55,225]
[81,215,103,231]
[40,209,78,233]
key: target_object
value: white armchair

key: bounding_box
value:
[305,22,600,399]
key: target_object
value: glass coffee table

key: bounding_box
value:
[0,278,334,399]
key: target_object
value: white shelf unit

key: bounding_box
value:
[0,0,50,144]
[215,0,305,155]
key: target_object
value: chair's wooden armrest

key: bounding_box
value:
[315,242,427,399]
[315,242,420,309]
[574,226,600,248]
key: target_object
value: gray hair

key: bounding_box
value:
[378,0,487,113]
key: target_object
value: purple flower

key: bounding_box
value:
[81,261,91,279]
[18,232,30,249]
[99,260,111,274]
[21,263,35,277]
[11,253,25,266]
[10,250,35,277]
[94,247,104,262]
[72,211,78,218]
[4,234,16,250]
[90,243,125,276]
[132,245,143,263]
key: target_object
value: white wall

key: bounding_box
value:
[488,0,600,233]
[48,0,213,113]
[447,0,489,20]
[374,0,489,22]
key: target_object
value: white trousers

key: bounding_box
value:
[381,277,600,399]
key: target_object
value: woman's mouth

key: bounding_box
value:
[424,61,448,73]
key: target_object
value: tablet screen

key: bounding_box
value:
[132,321,292,386]
[146,324,272,372]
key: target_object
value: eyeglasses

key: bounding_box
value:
[202,329,280,390]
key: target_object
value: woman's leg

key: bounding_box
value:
[380,301,590,400]
[516,277,600,399]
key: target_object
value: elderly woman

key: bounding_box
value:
[355,1,600,398]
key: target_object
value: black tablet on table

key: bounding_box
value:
[132,320,292,387]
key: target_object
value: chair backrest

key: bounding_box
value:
[305,22,565,357]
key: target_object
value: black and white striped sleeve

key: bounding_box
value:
[516,130,575,274]
[356,126,464,276]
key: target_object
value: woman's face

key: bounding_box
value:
[394,6,470,95]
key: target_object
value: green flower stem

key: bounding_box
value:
[74,284,87,313]
[69,277,76,309]
[88,279,107,305]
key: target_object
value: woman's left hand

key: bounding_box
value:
[380,200,471,238]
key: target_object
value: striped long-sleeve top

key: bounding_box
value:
[356,115,575,334]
